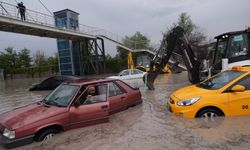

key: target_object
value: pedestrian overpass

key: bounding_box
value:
[0,1,185,75]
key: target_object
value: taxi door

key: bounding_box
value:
[228,75,250,116]
[69,84,109,129]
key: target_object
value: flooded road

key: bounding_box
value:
[1,72,250,150]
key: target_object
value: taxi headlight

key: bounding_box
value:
[177,97,200,106]
[3,128,15,139]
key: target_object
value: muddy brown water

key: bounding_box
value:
[0,72,250,150]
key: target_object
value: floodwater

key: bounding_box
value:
[1,72,250,150]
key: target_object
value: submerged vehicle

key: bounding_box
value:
[146,26,250,90]
[29,75,80,91]
[0,78,142,148]
[168,66,250,119]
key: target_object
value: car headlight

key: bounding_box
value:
[177,97,200,106]
[3,128,15,139]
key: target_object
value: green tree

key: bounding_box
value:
[18,48,32,67]
[166,12,206,46]
[33,50,48,67]
[122,31,150,49]
[0,47,19,78]
[48,53,59,73]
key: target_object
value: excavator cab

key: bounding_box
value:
[212,28,250,74]
[136,54,152,72]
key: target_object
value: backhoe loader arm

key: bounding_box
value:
[146,26,201,90]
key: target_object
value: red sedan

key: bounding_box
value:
[0,78,142,148]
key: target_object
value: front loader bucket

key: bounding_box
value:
[143,71,159,90]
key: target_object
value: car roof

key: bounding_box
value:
[215,29,248,39]
[63,78,118,86]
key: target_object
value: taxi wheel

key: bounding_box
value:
[196,108,223,121]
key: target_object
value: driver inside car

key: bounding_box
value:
[78,86,96,104]
[85,86,96,104]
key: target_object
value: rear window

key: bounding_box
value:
[197,71,245,90]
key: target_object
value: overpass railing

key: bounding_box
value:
[0,1,156,52]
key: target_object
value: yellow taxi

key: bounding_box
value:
[168,66,250,119]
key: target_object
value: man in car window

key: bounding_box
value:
[84,86,96,104]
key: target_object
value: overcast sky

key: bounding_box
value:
[0,0,249,56]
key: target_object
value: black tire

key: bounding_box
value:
[196,108,224,128]
[35,128,59,142]
[196,108,224,119]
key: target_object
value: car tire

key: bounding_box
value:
[35,128,59,142]
[196,108,224,120]
[196,108,224,128]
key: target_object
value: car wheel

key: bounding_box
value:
[196,108,224,122]
[35,129,59,142]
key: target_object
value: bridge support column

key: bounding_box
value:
[80,38,106,75]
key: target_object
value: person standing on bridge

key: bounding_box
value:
[17,2,26,21]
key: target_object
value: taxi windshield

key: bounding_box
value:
[197,71,245,90]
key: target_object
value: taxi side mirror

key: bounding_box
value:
[231,85,246,92]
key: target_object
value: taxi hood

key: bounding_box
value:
[0,102,67,130]
[172,85,217,100]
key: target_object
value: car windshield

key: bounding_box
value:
[197,71,245,90]
[44,84,79,107]
[118,70,129,76]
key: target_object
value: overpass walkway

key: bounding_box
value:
[0,1,186,70]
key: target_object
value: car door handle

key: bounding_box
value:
[101,105,108,109]
[121,96,126,99]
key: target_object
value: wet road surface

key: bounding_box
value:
[1,72,250,150]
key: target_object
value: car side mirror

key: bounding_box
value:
[231,85,246,92]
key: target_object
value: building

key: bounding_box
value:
[54,9,106,76]
[54,9,81,75]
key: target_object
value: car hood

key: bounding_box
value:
[172,85,217,100]
[0,102,67,130]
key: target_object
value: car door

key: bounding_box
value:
[228,75,250,116]
[69,84,109,129]
[108,82,128,114]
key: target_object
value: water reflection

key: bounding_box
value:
[0,78,49,114]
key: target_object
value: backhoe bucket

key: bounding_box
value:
[144,71,159,90]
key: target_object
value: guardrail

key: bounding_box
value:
[0,1,151,51]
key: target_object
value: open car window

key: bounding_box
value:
[77,84,108,105]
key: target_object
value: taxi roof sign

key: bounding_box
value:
[232,66,243,71]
